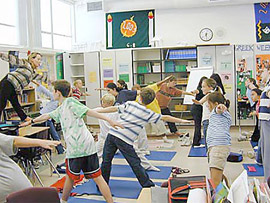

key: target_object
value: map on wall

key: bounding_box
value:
[254,2,270,42]
[106,10,155,49]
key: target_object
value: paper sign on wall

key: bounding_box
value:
[103,69,114,78]
[104,80,114,88]
[118,64,129,73]
[102,58,113,68]
[89,71,97,83]
[119,74,129,82]
[220,62,232,70]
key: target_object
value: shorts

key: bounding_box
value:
[65,153,101,181]
[207,145,230,170]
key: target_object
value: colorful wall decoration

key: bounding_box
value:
[106,10,155,49]
[254,2,270,42]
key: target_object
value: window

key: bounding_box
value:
[41,0,73,50]
[0,0,18,45]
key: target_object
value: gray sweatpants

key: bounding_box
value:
[260,120,270,180]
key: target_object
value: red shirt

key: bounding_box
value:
[72,87,82,100]
[156,83,183,109]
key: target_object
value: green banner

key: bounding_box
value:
[56,53,64,79]
[106,10,155,49]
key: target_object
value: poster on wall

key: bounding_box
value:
[254,2,270,42]
[255,54,270,87]
[106,10,155,49]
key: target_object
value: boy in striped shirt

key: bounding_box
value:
[95,88,191,187]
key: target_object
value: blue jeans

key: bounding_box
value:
[256,138,263,164]
[46,120,64,154]
[203,119,209,150]
[101,134,154,187]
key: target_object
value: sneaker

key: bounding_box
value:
[255,160,263,166]
[247,151,255,159]
[253,146,258,150]
[147,165,161,172]
[238,134,247,142]
[180,136,191,146]
[193,144,205,148]
[163,136,174,144]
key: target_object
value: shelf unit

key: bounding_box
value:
[132,48,163,86]
[63,52,101,125]
[131,47,197,120]
[4,88,37,121]
[162,47,197,120]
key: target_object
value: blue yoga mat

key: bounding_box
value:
[114,150,176,161]
[243,164,264,176]
[71,179,159,199]
[111,164,171,179]
[188,146,207,157]
[55,164,172,179]
[68,197,106,203]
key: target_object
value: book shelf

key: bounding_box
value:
[162,47,197,120]
[132,47,197,120]
[4,88,37,120]
[132,49,163,86]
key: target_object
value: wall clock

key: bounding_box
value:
[199,28,213,42]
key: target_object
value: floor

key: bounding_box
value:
[32,126,261,203]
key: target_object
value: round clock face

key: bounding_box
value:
[199,28,213,42]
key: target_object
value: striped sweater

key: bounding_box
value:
[206,108,232,148]
[108,101,161,145]
[259,85,270,121]
[1,54,41,93]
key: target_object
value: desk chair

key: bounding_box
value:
[16,127,60,187]
[6,187,60,203]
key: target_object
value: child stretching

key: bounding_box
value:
[21,80,122,203]
[96,94,160,171]
[95,88,191,187]
[206,92,231,188]
[72,79,90,100]
[95,94,119,160]
[192,78,221,149]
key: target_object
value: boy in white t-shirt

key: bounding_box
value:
[95,88,191,187]
[21,80,122,203]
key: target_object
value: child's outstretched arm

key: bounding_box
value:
[14,137,60,150]
[156,75,173,88]
[19,114,51,127]
[95,88,107,91]
[161,115,192,124]
[192,94,208,105]
[94,106,118,113]
[87,109,123,129]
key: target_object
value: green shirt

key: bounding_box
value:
[49,97,97,158]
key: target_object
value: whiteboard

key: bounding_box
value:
[183,67,213,104]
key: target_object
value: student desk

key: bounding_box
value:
[19,126,49,137]
[17,126,60,186]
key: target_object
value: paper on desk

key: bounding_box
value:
[227,170,249,203]
[187,188,207,203]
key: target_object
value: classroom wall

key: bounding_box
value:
[74,3,256,49]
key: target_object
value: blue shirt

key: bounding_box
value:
[116,90,137,105]
[246,87,255,107]
[36,85,58,114]
[206,108,232,148]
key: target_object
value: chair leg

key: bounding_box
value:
[28,160,44,187]
[44,153,61,178]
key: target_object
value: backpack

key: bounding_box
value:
[227,152,243,162]
[0,123,19,136]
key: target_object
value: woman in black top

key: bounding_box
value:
[191,76,207,146]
